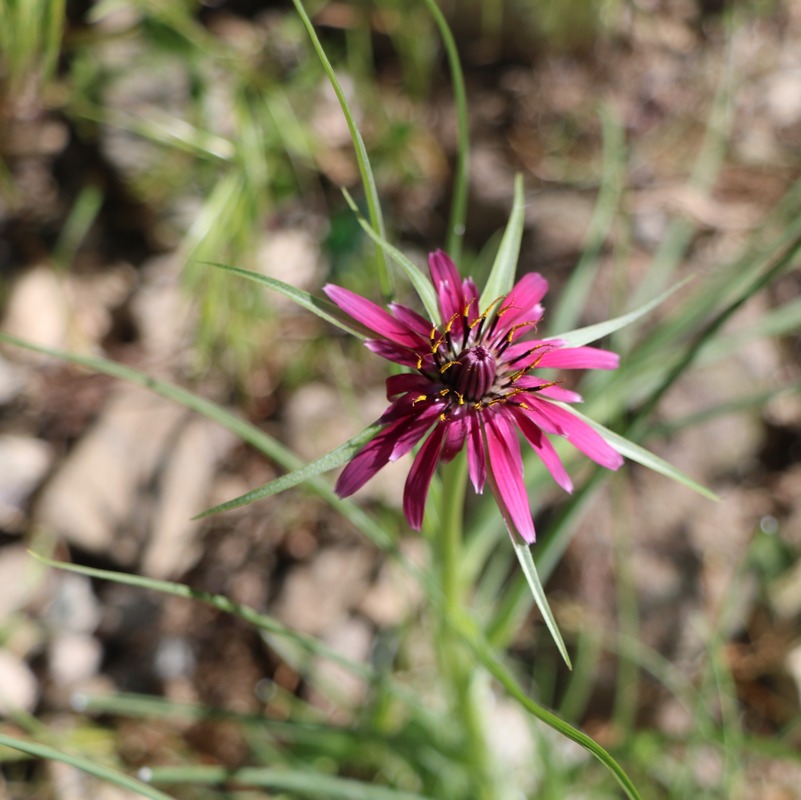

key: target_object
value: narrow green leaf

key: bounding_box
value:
[455,617,642,800]
[479,174,525,308]
[203,261,366,339]
[512,539,572,669]
[420,0,469,261]
[341,189,440,322]
[554,275,694,347]
[195,422,381,518]
[29,553,373,679]
[0,733,176,800]
[554,403,719,501]
[144,764,432,800]
[290,0,390,298]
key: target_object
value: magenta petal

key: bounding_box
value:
[467,413,486,493]
[428,250,464,322]
[389,302,434,338]
[365,339,420,368]
[324,284,423,349]
[335,416,417,497]
[462,277,480,324]
[484,410,536,543]
[389,404,442,460]
[403,424,445,530]
[515,377,583,404]
[510,406,573,493]
[528,400,623,471]
[386,373,431,399]
[440,413,468,462]
[497,273,548,328]
[536,346,619,371]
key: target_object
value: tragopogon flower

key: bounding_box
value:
[324,250,623,542]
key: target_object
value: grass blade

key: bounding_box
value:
[29,553,373,679]
[421,0,469,261]
[555,403,719,501]
[342,189,440,321]
[195,421,381,518]
[554,275,693,347]
[512,539,572,669]
[203,261,366,338]
[0,733,175,800]
[479,174,525,308]
[289,0,390,298]
[455,617,642,800]
[143,764,432,800]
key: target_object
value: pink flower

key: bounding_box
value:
[324,250,623,542]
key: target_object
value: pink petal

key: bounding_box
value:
[501,340,558,369]
[523,399,623,471]
[535,346,619,371]
[484,410,536,543]
[390,302,434,338]
[403,424,446,529]
[324,284,423,349]
[510,406,573,493]
[335,414,422,498]
[389,404,443,461]
[497,273,548,329]
[462,278,480,325]
[365,339,421,368]
[428,250,464,323]
[386,373,431,399]
[515,376,583,403]
[467,412,486,493]
[440,412,468,462]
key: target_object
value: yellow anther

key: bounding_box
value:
[412,394,428,405]
[439,359,460,374]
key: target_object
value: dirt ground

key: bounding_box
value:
[2,0,801,797]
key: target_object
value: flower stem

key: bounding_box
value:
[436,455,496,799]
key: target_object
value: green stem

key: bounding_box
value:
[435,456,495,799]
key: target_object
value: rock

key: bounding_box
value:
[45,573,101,634]
[49,633,102,688]
[0,545,49,618]
[308,617,372,715]
[274,547,373,636]
[35,385,236,576]
[0,650,38,714]
[1,266,69,355]
[256,229,323,304]
[358,539,427,627]
[0,435,54,530]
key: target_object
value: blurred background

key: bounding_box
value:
[1,0,801,797]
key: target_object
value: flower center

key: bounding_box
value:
[447,345,496,402]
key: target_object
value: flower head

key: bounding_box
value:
[324,250,622,542]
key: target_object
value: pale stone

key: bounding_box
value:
[45,573,101,634]
[0,435,53,529]
[256,229,323,302]
[1,266,69,354]
[36,384,235,575]
[274,547,373,636]
[0,650,38,714]
[308,617,372,714]
[0,545,48,618]
[49,633,102,687]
